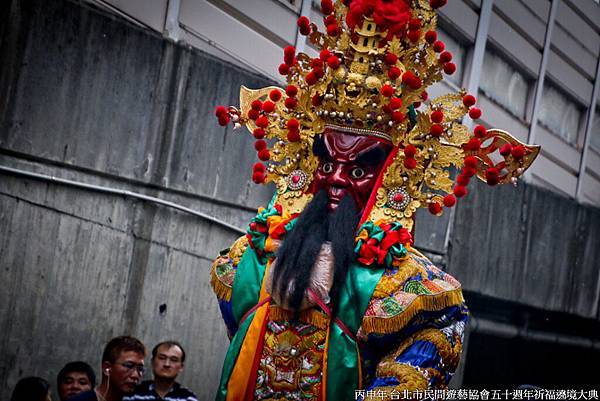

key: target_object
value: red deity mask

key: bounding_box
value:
[311,128,392,212]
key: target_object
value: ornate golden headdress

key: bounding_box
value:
[215,0,539,231]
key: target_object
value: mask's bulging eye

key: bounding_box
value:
[350,167,365,179]
[322,162,334,174]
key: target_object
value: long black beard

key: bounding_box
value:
[272,190,361,318]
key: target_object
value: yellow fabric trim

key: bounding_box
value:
[372,263,420,299]
[210,257,233,302]
[268,306,329,330]
[393,328,462,373]
[361,288,465,335]
[363,364,428,400]
[377,362,428,390]
[225,261,272,401]
[209,236,248,302]
[229,235,249,262]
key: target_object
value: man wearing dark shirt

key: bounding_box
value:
[57,361,95,401]
[69,336,146,401]
[123,341,197,401]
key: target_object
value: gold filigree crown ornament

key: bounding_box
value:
[214,0,540,231]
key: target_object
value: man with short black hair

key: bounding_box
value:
[123,341,197,401]
[69,336,146,401]
[57,361,95,401]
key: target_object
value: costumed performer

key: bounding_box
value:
[211,0,540,400]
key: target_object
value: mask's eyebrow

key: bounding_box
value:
[312,135,328,158]
[355,146,387,166]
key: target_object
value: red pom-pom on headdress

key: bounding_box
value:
[499,143,512,156]
[428,202,442,215]
[251,100,262,110]
[287,130,300,142]
[262,101,275,113]
[321,0,334,14]
[285,97,298,109]
[474,125,487,138]
[440,51,452,63]
[283,46,296,65]
[278,64,290,75]
[305,71,318,85]
[285,85,298,97]
[466,137,482,151]
[256,116,269,128]
[247,109,259,121]
[430,0,447,9]
[430,124,443,137]
[388,66,401,80]
[253,128,265,139]
[431,110,444,123]
[384,53,398,65]
[485,167,500,186]
[389,97,402,110]
[463,94,476,107]
[327,56,341,69]
[326,23,339,36]
[297,16,311,35]
[269,89,282,102]
[392,111,405,122]
[443,194,456,207]
[381,84,395,97]
[217,115,229,126]
[512,145,525,159]
[407,30,421,42]
[257,149,270,161]
[443,62,456,75]
[215,106,227,117]
[425,30,437,44]
[464,156,478,168]
[287,119,300,131]
[404,157,417,169]
[456,174,470,186]
[469,107,482,119]
[453,185,467,198]
[254,139,267,151]
[319,49,332,61]
[404,144,417,157]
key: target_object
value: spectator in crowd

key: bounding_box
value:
[123,341,197,401]
[69,336,146,401]
[57,361,96,401]
[10,376,51,401]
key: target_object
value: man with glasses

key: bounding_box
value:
[123,341,197,401]
[68,336,146,401]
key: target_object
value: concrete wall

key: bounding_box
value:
[0,1,273,399]
[1,0,600,398]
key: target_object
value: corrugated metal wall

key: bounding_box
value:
[1,0,600,399]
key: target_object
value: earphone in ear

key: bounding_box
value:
[105,368,110,375]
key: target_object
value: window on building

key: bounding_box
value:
[437,29,465,86]
[538,83,582,145]
[480,50,530,119]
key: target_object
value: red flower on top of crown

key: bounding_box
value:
[347,0,411,37]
